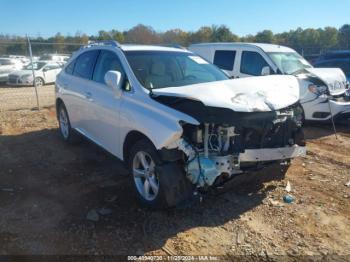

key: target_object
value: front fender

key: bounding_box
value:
[118,92,199,158]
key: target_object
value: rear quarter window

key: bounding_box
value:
[65,61,75,75]
[73,50,99,79]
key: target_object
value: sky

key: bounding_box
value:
[1,0,349,37]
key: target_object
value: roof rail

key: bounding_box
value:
[80,40,122,50]
[162,44,187,50]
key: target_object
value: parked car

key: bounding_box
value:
[189,43,350,123]
[55,41,306,208]
[39,54,70,63]
[0,58,23,83]
[7,61,62,87]
[313,51,350,81]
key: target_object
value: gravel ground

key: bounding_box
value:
[0,84,55,111]
[0,107,349,259]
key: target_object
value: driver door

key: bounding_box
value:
[237,50,273,78]
[87,50,125,156]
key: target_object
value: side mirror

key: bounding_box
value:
[261,66,271,76]
[43,68,49,72]
[104,70,123,97]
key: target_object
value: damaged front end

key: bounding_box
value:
[159,98,306,189]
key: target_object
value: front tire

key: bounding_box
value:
[128,139,194,209]
[128,139,166,209]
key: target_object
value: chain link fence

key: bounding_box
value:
[0,41,82,112]
[0,41,347,112]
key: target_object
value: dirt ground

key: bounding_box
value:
[0,85,55,111]
[0,107,349,259]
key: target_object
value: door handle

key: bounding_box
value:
[85,92,94,102]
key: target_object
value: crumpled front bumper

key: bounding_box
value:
[240,145,306,162]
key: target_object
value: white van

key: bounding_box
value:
[189,43,350,123]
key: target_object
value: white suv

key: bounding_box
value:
[189,43,350,123]
[56,41,306,208]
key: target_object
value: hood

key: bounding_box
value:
[305,68,347,96]
[9,70,35,77]
[152,75,300,113]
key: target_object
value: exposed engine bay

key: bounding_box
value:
[156,96,306,189]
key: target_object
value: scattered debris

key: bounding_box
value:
[236,231,245,245]
[269,198,284,207]
[86,209,99,222]
[285,181,292,192]
[283,195,295,204]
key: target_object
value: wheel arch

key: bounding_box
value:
[123,130,154,163]
[35,76,45,84]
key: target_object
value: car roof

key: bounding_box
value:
[120,44,190,53]
[189,42,296,53]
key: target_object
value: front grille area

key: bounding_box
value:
[8,75,18,84]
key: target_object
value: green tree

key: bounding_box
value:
[339,24,350,49]
[318,27,338,49]
[255,30,275,43]
[125,24,160,44]
[53,32,65,53]
[162,29,189,46]
[211,25,239,42]
[189,26,213,43]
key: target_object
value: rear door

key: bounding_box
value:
[58,50,100,136]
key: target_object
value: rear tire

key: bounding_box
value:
[57,103,81,144]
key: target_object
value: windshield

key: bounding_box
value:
[24,62,46,70]
[268,52,312,75]
[125,51,228,89]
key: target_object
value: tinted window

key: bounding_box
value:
[65,61,75,75]
[241,51,269,76]
[213,50,236,71]
[73,51,99,79]
[93,51,124,84]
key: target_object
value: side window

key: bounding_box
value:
[213,50,236,71]
[65,60,75,75]
[241,51,269,76]
[73,50,99,79]
[92,50,124,84]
